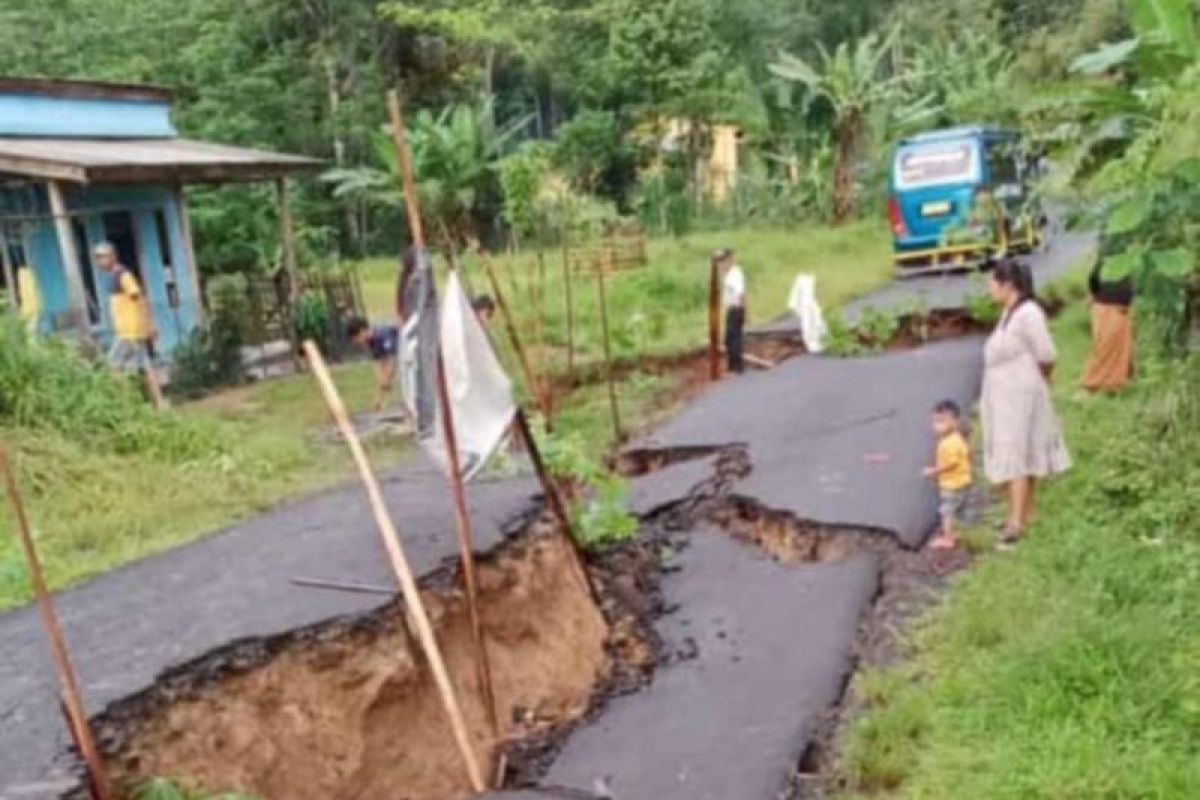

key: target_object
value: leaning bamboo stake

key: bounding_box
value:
[512,409,600,606]
[387,88,502,753]
[481,254,552,423]
[0,445,112,800]
[303,342,486,792]
[708,252,721,381]
[596,247,623,443]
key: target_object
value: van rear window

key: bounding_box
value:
[895,142,978,189]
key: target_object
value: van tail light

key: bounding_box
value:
[887,195,907,237]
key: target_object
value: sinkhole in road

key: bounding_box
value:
[91,522,665,800]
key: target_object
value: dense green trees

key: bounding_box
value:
[0,0,1142,271]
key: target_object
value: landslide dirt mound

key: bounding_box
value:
[94,529,652,800]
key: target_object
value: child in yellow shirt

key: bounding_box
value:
[924,399,972,550]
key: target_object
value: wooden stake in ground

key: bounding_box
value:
[387,88,502,753]
[708,252,722,381]
[560,236,576,380]
[0,445,113,800]
[512,409,599,605]
[596,247,623,443]
[481,254,551,423]
[302,342,486,792]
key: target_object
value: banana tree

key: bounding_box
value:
[769,27,934,222]
[323,97,530,254]
[1025,0,1199,185]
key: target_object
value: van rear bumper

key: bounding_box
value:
[893,243,991,276]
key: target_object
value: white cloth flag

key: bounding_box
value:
[788,273,828,353]
[419,271,516,481]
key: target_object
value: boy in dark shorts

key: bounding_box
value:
[923,400,972,550]
[347,316,401,412]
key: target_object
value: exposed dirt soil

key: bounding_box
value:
[547,334,806,402]
[93,521,663,800]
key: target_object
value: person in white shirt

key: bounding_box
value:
[716,248,746,374]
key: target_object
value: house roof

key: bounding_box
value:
[0,137,321,184]
[0,76,174,103]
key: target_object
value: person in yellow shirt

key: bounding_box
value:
[923,399,972,550]
[94,242,164,408]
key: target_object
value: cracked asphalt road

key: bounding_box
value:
[1,231,1094,800]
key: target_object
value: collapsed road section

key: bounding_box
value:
[4,334,984,800]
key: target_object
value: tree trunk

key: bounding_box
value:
[832,111,862,224]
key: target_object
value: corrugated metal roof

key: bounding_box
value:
[0,137,321,184]
[0,76,174,103]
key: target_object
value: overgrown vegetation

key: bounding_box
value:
[0,330,403,610]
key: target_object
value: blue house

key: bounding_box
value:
[0,77,318,354]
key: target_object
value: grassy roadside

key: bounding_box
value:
[836,299,1200,797]
[357,221,893,361]
[0,364,407,610]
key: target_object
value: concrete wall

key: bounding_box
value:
[0,93,175,138]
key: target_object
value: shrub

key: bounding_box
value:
[170,276,248,398]
[291,291,331,352]
[537,422,638,550]
[0,315,222,459]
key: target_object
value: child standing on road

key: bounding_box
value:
[924,400,972,550]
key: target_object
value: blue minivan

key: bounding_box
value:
[888,126,1041,275]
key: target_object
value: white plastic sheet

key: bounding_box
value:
[787,273,828,354]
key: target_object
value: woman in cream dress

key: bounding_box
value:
[980,259,1071,543]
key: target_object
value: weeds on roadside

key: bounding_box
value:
[536,421,638,550]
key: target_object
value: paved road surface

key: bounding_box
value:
[641,338,983,547]
[537,533,878,800]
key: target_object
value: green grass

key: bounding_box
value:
[836,297,1200,799]
[357,221,893,369]
[0,362,407,609]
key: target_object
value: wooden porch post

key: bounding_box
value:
[276,177,300,299]
[46,181,90,337]
[173,182,205,326]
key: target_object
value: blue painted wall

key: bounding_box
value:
[1,184,201,355]
[0,94,175,138]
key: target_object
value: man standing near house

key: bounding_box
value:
[95,242,164,408]
[717,247,747,374]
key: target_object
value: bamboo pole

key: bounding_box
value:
[560,234,575,380]
[302,342,486,792]
[0,445,112,800]
[481,254,551,422]
[534,249,553,423]
[387,88,502,753]
[596,247,623,443]
[708,253,721,381]
[512,409,599,605]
